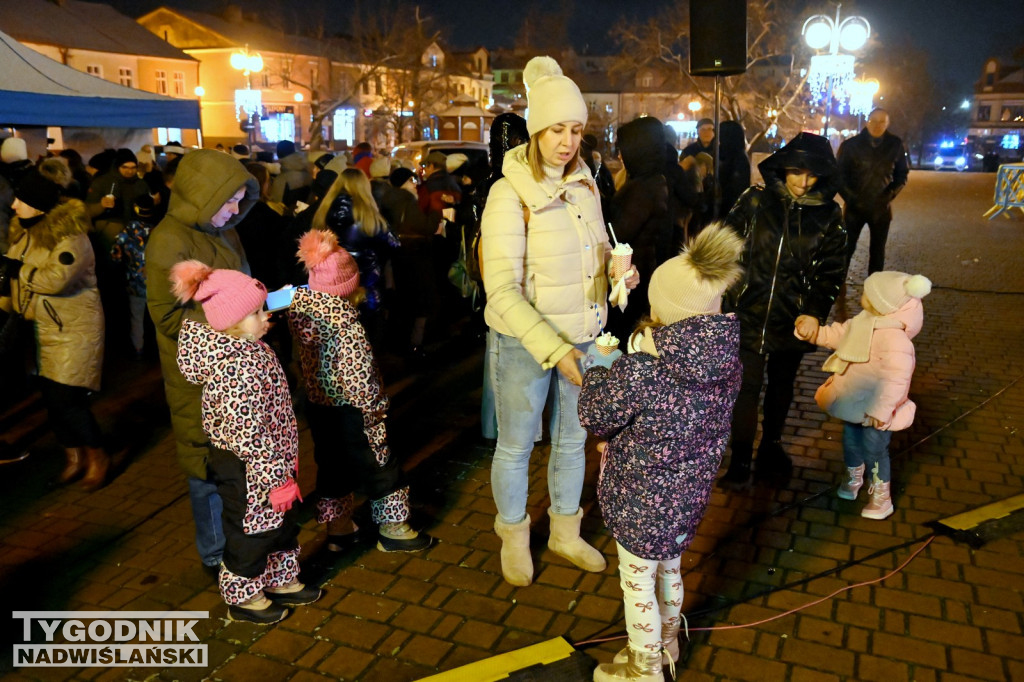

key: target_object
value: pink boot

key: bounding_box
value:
[837,464,865,500]
[861,480,894,520]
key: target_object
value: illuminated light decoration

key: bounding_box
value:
[848,78,879,117]
[807,54,855,107]
[194,85,205,97]
[294,92,304,103]
[234,89,261,121]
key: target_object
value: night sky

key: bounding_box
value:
[108,0,1022,98]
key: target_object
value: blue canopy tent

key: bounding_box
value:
[0,28,199,129]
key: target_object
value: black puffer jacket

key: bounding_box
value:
[324,192,400,311]
[723,133,847,354]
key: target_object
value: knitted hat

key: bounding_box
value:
[163,143,186,156]
[863,271,932,315]
[88,149,116,174]
[15,170,62,213]
[389,167,416,188]
[424,150,447,168]
[1,137,28,163]
[136,148,155,166]
[276,140,296,159]
[523,56,588,136]
[231,144,250,160]
[647,222,744,324]
[446,153,469,173]
[114,148,137,168]
[169,261,266,331]
[133,193,156,220]
[369,156,392,179]
[297,229,360,297]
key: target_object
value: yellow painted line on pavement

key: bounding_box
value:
[936,494,1024,530]
[415,637,576,681]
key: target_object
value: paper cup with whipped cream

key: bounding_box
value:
[611,242,633,279]
[595,331,620,356]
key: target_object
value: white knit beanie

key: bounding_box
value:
[648,222,744,324]
[863,271,932,315]
[523,56,588,136]
[2,137,28,163]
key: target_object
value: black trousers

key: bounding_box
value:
[844,203,892,275]
[730,348,805,463]
[37,377,103,448]
[306,402,403,502]
[207,446,299,579]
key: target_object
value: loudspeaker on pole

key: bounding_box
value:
[689,0,749,76]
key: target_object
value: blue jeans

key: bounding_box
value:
[842,423,892,482]
[489,330,588,524]
[188,476,225,567]
[480,331,498,440]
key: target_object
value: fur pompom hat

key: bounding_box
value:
[523,56,588,136]
[863,271,932,315]
[169,261,267,331]
[297,229,360,297]
[1,137,28,163]
[648,222,744,324]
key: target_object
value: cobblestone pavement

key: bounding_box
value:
[1,171,1023,681]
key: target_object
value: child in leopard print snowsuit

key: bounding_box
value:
[288,229,432,553]
[172,261,322,625]
[578,225,744,681]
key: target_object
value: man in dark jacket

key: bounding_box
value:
[721,133,847,487]
[836,108,909,275]
[145,150,259,572]
[681,118,715,160]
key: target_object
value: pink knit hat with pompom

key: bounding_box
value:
[297,229,360,297]
[169,260,267,331]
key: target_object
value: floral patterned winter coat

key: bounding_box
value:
[579,314,741,560]
[286,287,391,466]
[177,319,298,534]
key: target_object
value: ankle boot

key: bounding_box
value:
[494,514,533,586]
[80,446,109,491]
[861,480,894,519]
[719,444,752,489]
[594,646,664,682]
[59,447,86,483]
[613,623,680,666]
[837,464,866,500]
[547,508,606,573]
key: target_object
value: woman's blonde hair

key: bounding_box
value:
[313,167,388,237]
[527,129,582,182]
[628,314,664,349]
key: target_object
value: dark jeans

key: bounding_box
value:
[37,377,102,448]
[207,446,299,579]
[844,203,892,275]
[305,402,402,502]
[730,348,805,464]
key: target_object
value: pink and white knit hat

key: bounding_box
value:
[169,261,267,331]
[297,229,360,297]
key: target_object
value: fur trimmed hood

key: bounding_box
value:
[8,199,91,252]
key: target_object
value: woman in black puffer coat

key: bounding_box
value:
[606,116,671,341]
[720,132,847,486]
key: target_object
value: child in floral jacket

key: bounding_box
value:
[110,194,156,355]
[287,229,432,553]
[173,261,321,625]
[578,224,744,682]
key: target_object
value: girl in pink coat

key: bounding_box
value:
[795,271,931,520]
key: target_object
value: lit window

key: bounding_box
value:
[155,70,167,95]
[173,72,185,96]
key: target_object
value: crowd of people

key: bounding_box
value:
[0,51,922,679]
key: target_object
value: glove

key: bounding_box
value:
[584,342,622,370]
[269,478,303,513]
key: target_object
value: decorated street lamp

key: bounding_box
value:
[802,4,870,137]
[231,46,264,143]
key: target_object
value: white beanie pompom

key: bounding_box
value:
[905,274,932,299]
[523,56,563,91]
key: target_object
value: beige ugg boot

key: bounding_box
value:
[593,646,664,681]
[494,514,533,586]
[59,447,86,483]
[547,508,607,573]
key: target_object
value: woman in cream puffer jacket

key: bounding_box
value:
[479,55,637,589]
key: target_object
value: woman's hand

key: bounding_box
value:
[793,315,820,342]
[555,348,587,387]
[623,266,640,290]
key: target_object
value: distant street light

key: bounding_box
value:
[803,4,871,137]
[688,100,702,115]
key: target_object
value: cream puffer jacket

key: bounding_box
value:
[481,145,611,368]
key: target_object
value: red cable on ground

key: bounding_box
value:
[576,534,935,646]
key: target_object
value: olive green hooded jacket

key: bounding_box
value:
[145,150,259,479]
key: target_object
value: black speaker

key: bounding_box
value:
[689,0,748,76]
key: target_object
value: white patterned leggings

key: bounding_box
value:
[616,542,683,654]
